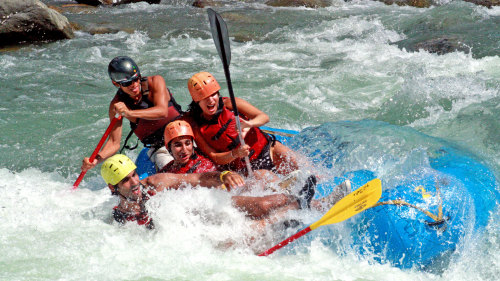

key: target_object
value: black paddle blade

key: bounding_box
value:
[207,8,231,66]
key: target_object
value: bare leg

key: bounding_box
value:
[216,195,302,251]
[237,169,281,192]
[271,142,300,175]
[231,194,299,219]
[252,169,280,182]
[311,180,351,211]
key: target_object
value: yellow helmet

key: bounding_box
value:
[101,154,137,185]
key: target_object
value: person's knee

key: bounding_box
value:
[258,194,288,213]
[255,199,275,215]
[273,156,298,174]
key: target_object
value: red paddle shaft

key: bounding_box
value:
[258,226,312,256]
[72,115,122,189]
[258,178,383,257]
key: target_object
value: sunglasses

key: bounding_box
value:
[119,76,140,87]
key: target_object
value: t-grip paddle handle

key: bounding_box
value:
[72,114,122,189]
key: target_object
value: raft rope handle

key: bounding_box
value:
[371,200,440,222]
[369,179,445,224]
[436,177,443,221]
[261,127,448,225]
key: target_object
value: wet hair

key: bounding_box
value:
[187,100,203,123]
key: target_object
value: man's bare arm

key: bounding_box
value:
[143,171,244,192]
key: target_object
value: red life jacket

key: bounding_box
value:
[161,151,217,174]
[117,78,182,148]
[199,101,269,170]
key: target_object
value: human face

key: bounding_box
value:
[170,136,194,165]
[116,170,142,201]
[198,92,219,119]
[118,76,141,98]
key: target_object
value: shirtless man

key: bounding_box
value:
[101,154,314,229]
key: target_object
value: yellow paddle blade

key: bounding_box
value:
[310,178,382,230]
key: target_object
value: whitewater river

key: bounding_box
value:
[1,1,498,280]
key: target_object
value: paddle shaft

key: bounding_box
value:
[72,115,122,189]
[258,178,382,256]
[258,226,312,256]
[211,12,253,177]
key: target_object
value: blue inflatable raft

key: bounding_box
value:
[135,121,499,270]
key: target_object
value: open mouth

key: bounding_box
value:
[131,185,141,195]
[129,85,141,96]
[205,103,217,114]
[178,153,190,163]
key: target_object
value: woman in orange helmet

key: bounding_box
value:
[185,72,299,178]
[160,120,218,175]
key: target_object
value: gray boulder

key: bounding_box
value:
[413,37,470,55]
[265,0,331,8]
[373,0,499,8]
[374,0,431,8]
[0,0,74,47]
[463,0,500,8]
[192,0,226,8]
[395,36,470,55]
[74,0,161,5]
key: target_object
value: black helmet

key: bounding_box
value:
[108,56,141,84]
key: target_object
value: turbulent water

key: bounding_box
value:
[1,0,499,280]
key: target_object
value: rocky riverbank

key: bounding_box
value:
[1,0,498,53]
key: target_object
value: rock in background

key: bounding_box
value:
[373,0,499,8]
[462,0,499,8]
[74,0,161,5]
[265,0,331,8]
[0,0,74,47]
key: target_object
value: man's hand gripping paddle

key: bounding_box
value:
[207,8,253,177]
[72,114,122,189]
[258,178,382,256]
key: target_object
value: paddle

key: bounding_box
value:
[207,8,253,177]
[72,114,122,189]
[258,178,382,256]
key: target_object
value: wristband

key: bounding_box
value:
[220,170,232,183]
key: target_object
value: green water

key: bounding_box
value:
[0,1,498,280]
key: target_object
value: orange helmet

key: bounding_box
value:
[164,120,194,148]
[188,72,221,102]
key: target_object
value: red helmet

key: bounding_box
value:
[164,120,194,148]
[188,72,221,102]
